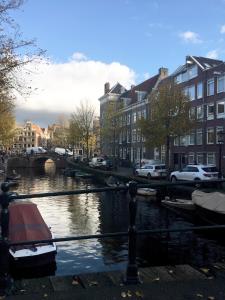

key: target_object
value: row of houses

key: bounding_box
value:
[99,55,225,170]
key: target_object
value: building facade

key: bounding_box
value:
[13,121,49,153]
[99,68,168,164]
[170,55,225,170]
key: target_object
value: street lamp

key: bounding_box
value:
[217,131,225,178]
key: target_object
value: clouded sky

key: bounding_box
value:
[11,0,225,126]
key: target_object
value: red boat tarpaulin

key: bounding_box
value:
[8,201,52,250]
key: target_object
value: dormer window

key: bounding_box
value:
[136,91,147,102]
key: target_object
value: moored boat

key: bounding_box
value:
[137,188,157,196]
[9,201,56,268]
[161,197,195,210]
[192,190,225,225]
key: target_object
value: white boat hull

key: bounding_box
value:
[137,188,157,196]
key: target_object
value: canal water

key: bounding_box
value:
[9,161,225,277]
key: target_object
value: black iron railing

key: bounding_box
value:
[1,179,225,295]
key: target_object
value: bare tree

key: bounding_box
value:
[139,80,195,169]
[69,101,95,160]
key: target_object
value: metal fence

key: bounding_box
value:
[1,179,225,296]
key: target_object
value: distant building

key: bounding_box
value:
[13,121,49,152]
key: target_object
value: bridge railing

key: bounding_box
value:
[1,179,225,295]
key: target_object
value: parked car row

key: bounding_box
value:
[135,163,219,181]
[89,157,113,170]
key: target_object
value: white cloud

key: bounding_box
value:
[16,53,136,123]
[71,52,87,61]
[220,25,225,34]
[206,49,219,59]
[179,31,202,44]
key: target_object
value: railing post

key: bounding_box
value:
[0,183,13,296]
[124,181,141,284]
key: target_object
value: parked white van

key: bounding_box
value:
[89,157,105,168]
[54,147,73,156]
[26,147,47,154]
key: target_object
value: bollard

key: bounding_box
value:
[0,182,15,296]
[124,181,141,284]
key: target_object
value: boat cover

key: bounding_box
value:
[192,190,225,214]
[8,201,52,250]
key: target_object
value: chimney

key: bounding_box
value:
[104,82,110,94]
[131,84,135,90]
[158,67,168,79]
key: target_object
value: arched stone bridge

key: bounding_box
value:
[7,153,68,169]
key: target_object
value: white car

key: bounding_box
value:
[170,165,219,182]
[135,164,167,179]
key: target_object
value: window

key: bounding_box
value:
[188,153,195,164]
[197,105,203,119]
[132,112,136,123]
[189,131,195,145]
[197,153,204,164]
[188,65,198,79]
[189,107,196,119]
[180,135,188,146]
[216,126,224,143]
[137,129,141,142]
[207,104,214,120]
[217,101,225,116]
[137,91,146,102]
[197,82,203,99]
[127,130,130,143]
[217,75,225,93]
[174,136,179,146]
[207,153,215,165]
[188,85,195,100]
[127,114,131,125]
[207,127,214,144]
[207,79,214,96]
[184,86,195,100]
[137,111,142,120]
[142,109,146,119]
[132,129,136,142]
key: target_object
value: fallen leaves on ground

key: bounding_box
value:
[200,268,210,274]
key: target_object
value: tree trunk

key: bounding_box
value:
[165,135,170,170]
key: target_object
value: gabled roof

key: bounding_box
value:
[172,56,224,76]
[192,56,223,69]
[109,83,127,94]
[120,74,159,104]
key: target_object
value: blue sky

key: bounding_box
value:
[11,0,225,125]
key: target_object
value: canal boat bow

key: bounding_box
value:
[192,190,225,225]
[8,201,57,267]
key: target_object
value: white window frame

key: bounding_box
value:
[207,127,214,144]
[216,126,224,144]
[189,131,195,145]
[197,153,204,164]
[188,152,195,164]
[207,152,215,165]
[188,85,195,101]
[217,75,225,93]
[197,82,203,99]
[217,101,225,118]
[207,103,214,120]
[189,107,196,120]
[207,78,214,96]
[197,105,203,119]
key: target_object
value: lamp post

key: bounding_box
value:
[217,131,225,179]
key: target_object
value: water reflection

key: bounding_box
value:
[9,162,225,277]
